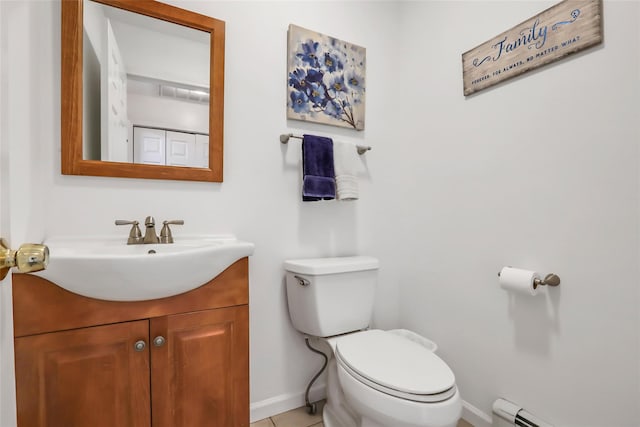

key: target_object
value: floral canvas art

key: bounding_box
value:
[287,24,366,130]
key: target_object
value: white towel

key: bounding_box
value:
[333,141,360,201]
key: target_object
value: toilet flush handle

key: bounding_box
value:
[294,275,310,287]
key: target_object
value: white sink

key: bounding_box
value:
[34,235,254,301]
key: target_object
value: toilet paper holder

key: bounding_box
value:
[534,273,561,288]
[498,270,561,289]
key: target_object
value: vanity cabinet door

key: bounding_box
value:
[150,305,249,427]
[15,320,151,427]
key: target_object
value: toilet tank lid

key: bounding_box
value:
[284,256,379,275]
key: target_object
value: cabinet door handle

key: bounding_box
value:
[153,336,166,347]
[134,340,146,352]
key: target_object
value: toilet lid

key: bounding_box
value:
[335,330,456,400]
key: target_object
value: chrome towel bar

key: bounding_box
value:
[280,133,371,155]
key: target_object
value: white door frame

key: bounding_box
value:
[0,2,42,425]
[0,1,17,425]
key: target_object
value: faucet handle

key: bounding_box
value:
[115,220,143,245]
[159,220,184,244]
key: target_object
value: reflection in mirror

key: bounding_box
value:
[83,1,210,167]
[62,0,225,182]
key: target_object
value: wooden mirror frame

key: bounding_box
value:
[61,0,225,182]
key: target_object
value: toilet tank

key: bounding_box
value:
[284,256,379,337]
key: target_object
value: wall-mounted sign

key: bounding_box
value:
[462,0,603,96]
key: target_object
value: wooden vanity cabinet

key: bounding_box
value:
[15,320,151,427]
[13,258,250,427]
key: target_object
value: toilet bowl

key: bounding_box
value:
[329,330,461,427]
[284,257,462,427]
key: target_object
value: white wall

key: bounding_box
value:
[393,2,639,427]
[111,18,209,87]
[3,0,639,426]
[6,0,402,422]
[127,93,209,134]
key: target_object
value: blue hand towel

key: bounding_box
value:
[302,134,336,201]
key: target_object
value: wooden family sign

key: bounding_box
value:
[462,0,603,96]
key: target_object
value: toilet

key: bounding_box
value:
[284,256,462,427]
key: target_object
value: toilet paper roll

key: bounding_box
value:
[499,266,540,296]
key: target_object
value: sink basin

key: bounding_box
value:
[34,235,254,301]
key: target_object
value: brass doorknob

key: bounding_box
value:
[0,238,49,280]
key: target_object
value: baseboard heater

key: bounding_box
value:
[493,398,554,427]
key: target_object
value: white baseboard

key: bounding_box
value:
[462,399,493,427]
[251,390,491,427]
[250,384,326,423]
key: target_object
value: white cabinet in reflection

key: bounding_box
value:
[133,127,166,165]
[195,134,209,168]
[133,126,208,167]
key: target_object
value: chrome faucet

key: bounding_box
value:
[116,217,184,244]
[143,216,159,244]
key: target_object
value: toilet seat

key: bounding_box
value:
[335,330,457,403]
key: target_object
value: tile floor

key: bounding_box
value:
[250,401,474,427]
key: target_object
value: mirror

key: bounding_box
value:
[62,0,225,181]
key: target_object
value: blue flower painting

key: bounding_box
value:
[287,25,366,130]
